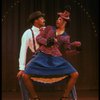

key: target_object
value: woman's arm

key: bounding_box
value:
[36,26,55,47]
[36,29,47,46]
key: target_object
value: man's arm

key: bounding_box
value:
[17,30,30,78]
[19,30,30,70]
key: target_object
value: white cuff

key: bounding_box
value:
[19,65,25,70]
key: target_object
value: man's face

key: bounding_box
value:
[36,17,45,27]
[56,17,65,28]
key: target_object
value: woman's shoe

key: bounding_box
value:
[59,97,70,100]
[33,97,40,100]
[29,97,40,100]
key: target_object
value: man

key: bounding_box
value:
[17,11,45,100]
[21,8,81,100]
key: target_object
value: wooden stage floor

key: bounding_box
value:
[2,90,98,100]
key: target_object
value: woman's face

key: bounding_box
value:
[56,17,65,28]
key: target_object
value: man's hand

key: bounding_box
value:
[17,70,24,79]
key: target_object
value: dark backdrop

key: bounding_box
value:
[2,0,99,92]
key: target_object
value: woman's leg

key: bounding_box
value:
[22,73,38,99]
[63,72,79,98]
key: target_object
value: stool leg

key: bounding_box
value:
[19,77,29,100]
[70,86,77,100]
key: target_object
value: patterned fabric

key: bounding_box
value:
[36,26,71,56]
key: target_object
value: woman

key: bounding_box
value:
[24,10,81,100]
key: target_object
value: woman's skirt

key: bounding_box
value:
[24,52,77,77]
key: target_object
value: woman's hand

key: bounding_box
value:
[71,41,81,47]
[46,37,54,47]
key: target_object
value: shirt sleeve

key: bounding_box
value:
[36,29,47,46]
[60,35,71,50]
[18,30,30,70]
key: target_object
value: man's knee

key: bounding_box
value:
[70,72,79,79]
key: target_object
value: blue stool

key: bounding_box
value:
[19,77,77,100]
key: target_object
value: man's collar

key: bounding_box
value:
[31,25,40,31]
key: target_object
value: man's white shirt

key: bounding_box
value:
[19,26,41,70]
